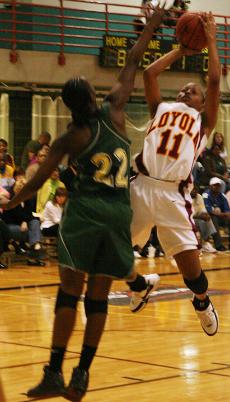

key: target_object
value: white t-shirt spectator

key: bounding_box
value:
[40,201,63,229]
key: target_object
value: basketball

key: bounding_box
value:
[176,12,207,51]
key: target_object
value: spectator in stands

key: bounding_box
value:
[199,144,230,192]
[41,187,68,237]
[203,177,230,251]
[40,144,50,155]
[0,152,14,179]
[36,168,65,216]
[13,167,25,182]
[0,152,14,191]
[133,0,162,35]
[133,0,188,33]
[210,131,228,162]
[21,131,51,170]
[2,178,45,266]
[191,185,217,253]
[0,139,15,169]
[25,149,47,181]
[163,0,189,27]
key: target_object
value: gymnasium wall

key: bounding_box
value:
[0,0,229,162]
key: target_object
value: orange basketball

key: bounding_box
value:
[176,12,207,51]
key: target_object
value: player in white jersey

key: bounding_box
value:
[130,12,220,336]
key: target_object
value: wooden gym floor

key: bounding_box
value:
[0,251,230,402]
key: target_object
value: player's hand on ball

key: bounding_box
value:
[200,12,217,42]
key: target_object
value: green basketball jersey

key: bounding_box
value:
[71,102,131,204]
[58,101,134,278]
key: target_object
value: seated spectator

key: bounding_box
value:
[199,144,230,192]
[133,0,188,34]
[40,144,50,155]
[0,152,14,191]
[192,160,205,186]
[2,178,45,266]
[36,168,65,216]
[203,177,230,251]
[133,0,162,35]
[41,187,68,237]
[164,0,189,26]
[25,149,47,181]
[21,131,51,170]
[191,185,217,253]
[210,131,228,162]
[13,166,25,182]
[0,139,15,169]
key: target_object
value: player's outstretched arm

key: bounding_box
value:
[143,46,189,116]
[201,12,221,136]
[107,5,165,110]
[0,127,91,209]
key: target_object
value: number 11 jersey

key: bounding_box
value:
[136,102,207,183]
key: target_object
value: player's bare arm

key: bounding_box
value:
[201,12,221,136]
[107,4,166,132]
[2,128,90,210]
[143,46,198,116]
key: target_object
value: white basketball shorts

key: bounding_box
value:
[130,174,198,257]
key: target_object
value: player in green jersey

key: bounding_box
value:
[0,4,170,401]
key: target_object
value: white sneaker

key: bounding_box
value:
[202,241,217,253]
[194,300,219,336]
[130,273,160,313]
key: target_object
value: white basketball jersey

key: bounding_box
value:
[136,102,207,182]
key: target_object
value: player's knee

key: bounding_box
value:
[54,287,79,313]
[84,293,108,317]
[183,270,208,294]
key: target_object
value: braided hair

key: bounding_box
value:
[62,76,98,127]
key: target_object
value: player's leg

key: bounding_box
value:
[158,221,218,336]
[174,249,218,336]
[126,269,160,313]
[27,267,85,397]
[66,274,113,401]
[127,177,160,312]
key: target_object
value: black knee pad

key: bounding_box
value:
[54,287,79,313]
[84,293,108,317]
[183,270,208,295]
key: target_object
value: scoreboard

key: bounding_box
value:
[99,35,209,73]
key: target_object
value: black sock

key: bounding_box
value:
[126,274,147,292]
[192,295,210,311]
[78,344,97,371]
[49,346,66,373]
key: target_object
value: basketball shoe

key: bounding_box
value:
[27,365,65,397]
[66,367,89,401]
[193,298,219,336]
[130,273,160,313]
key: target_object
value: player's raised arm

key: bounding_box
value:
[143,47,188,116]
[107,4,166,110]
[201,12,221,136]
[0,127,89,209]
